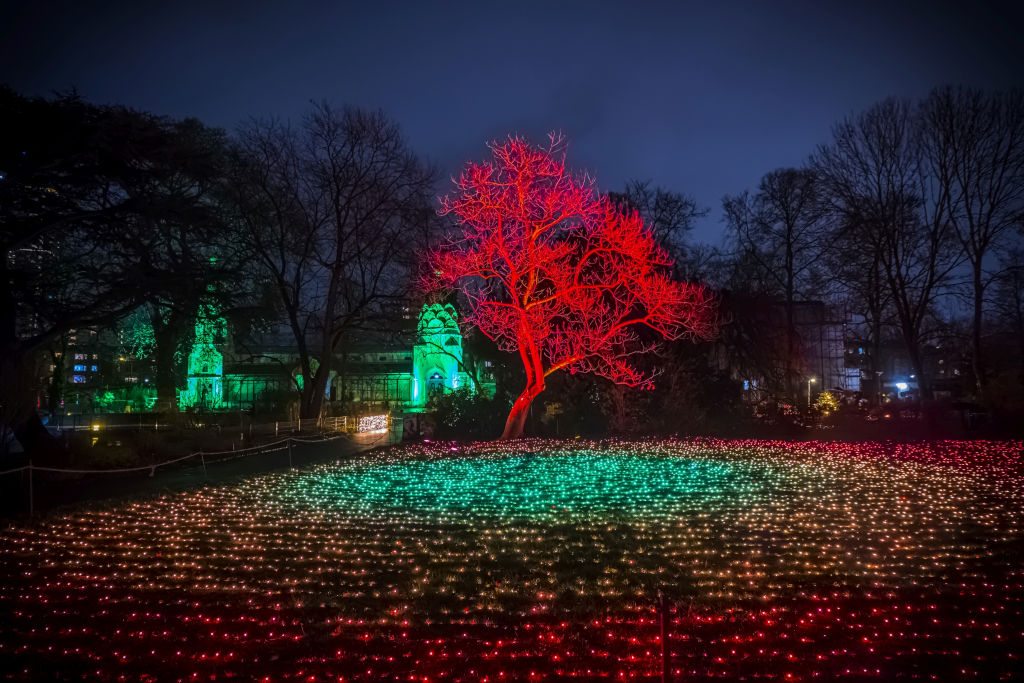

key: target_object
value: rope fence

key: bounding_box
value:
[44,415,346,434]
[1,414,394,516]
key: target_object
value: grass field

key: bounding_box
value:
[1,438,1021,681]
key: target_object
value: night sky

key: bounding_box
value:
[3,0,1022,243]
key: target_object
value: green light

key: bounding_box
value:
[411,303,466,408]
[2,439,1020,679]
[288,449,752,522]
[178,302,226,410]
[95,390,117,409]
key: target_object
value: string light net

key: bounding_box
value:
[0,438,1021,680]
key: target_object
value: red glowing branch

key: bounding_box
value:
[428,133,717,438]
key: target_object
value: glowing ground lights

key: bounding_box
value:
[0,439,1021,681]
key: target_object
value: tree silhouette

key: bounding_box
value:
[231,104,436,420]
[0,88,236,452]
[428,134,716,439]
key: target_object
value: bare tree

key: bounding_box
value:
[823,220,893,403]
[108,118,244,414]
[1,89,233,452]
[610,180,706,277]
[920,87,1024,400]
[231,104,436,419]
[723,168,827,403]
[993,248,1024,387]
[814,99,961,400]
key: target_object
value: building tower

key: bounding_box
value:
[411,303,467,408]
[179,301,226,410]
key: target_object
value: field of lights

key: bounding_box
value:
[1,439,1022,681]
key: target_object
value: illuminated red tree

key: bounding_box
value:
[429,134,717,439]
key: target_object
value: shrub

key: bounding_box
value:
[427,388,507,440]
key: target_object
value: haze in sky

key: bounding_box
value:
[3,0,1022,243]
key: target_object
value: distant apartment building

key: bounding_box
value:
[723,297,856,406]
[792,301,857,394]
[846,338,971,401]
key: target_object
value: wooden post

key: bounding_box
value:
[200,450,207,477]
[659,590,671,683]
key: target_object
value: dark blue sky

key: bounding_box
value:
[3,0,1022,243]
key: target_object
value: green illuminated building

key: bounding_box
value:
[64,302,495,417]
[328,303,493,412]
[178,302,493,414]
[178,302,227,410]
[411,303,469,407]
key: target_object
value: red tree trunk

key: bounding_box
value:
[500,381,544,440]
[430,135,717,441]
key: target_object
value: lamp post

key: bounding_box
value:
[807,377,816,407]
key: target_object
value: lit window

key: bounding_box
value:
[90,365,98,372]
[73,364,86,372]
[74,353,86,360]
[72,375,86,384]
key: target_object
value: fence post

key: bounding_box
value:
[275,421,279,437]
[28,462,34,517]
[200,450,207,477]
[287,439,293,469]
[659,590,670,683]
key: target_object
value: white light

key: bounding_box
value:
[357,414,389,434]
[895,382,908,391]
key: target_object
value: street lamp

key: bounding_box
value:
[807,377,817,407]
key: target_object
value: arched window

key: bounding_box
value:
[427,371,445,396]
